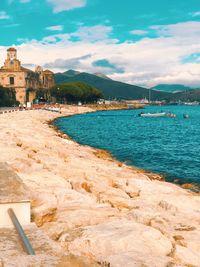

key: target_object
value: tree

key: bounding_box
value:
[51,82,103,103]
[35,88,51,102]
[0,86,19,107]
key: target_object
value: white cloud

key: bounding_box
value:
[130,30,148,36]
[150,21,200,37]
[1,21,200,88]
[3,23,20,28]
[191,11,200,17]
[0,11,10,20]
[42,33,70,43]
[20,0,31,2]
[46,25,63,31]
[47,0,87,13]
[8,0,31,3]
[44,54,92,69]
[71,25,114,42]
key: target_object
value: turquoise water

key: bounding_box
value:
[55,105,200,185]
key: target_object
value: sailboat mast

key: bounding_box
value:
[149,88,151,103]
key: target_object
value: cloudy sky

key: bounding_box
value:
[1,0,200,87]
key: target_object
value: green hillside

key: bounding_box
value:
[54,70,81,84]
[55,70,172,100]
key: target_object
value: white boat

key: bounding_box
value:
[139,112,166,117]
[183,102,199,106]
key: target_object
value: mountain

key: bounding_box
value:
[54,70,172,100]
[55,70,81,84]
[171,89,200,102]
[62,69,81,77]
[93,73,112,80]
[151,84,194,93]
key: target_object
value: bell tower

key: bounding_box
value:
[2,47,21,71]
[7,47,17,61]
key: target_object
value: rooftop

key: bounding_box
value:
[7,47,17,52]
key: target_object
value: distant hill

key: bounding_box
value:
[54,70,171,100]
[171,89,200,102]
[151,84,195,93]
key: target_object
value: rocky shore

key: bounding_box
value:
[0,105,200,267]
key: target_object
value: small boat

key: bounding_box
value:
[183,102,199,106]
[139,112,166,117]
[183,114,189,119]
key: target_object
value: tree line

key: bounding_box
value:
[0,82,103,107]
[36,82,103,103]
[0,86,19,107]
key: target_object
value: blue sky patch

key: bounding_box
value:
[182,53,200,64]
[0,0,200,45]
[93,59,124,73]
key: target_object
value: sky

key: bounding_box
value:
[1,0,200,87]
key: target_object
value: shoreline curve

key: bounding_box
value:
[1,105,200,266]
[51,110,166,183]
[52,107,199,191]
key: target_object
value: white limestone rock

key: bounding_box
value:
[69,219,173,265]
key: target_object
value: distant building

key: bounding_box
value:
[0,48,54,103]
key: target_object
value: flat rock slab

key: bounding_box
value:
[0,223,60,257]
[0,224,101,267]
[0,162,29,203]
[0,223,63,266]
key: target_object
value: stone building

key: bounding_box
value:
[0,48,54,103]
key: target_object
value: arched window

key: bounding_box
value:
[9,77,14,85]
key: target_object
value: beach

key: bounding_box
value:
[1,105,200,267]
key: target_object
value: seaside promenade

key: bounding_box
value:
[0,105,200,266]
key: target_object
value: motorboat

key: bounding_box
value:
[139,112,166,117]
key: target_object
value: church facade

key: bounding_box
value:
[0,48,54,103]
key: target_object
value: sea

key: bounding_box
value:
[55,105,200,185]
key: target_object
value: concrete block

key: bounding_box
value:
[0,201,31,227]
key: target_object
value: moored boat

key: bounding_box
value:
[183,114,189,119]
[139,112,166,117]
